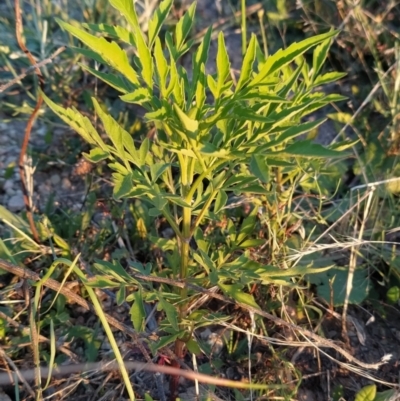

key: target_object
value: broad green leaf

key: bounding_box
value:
[57,19,139,86]
[113,172,134,199]
[355,385,376,401]
[186,338,202,355]
[134,27,153,88]
[93,259,133,282]
[152,193,168,210]
[121,87,152,104]
[116,286,125,305]
[79,64,130,93]
[148,0,173,47]
[236,33,256,92]
[173,104,198,133]
[219,283,260,309]
[92,98,125,158]
[250,30,339,87]
[83,23,135,45]
[41,91,107,151]
[386,286,400,303]
[214,190,228,213]
[130,290,145,332]
[249,155,270,183]
[139,138,150,166]
[158,296,179,331]
[83,147,109,163]
[216,32,231,98]
[175,2,196,51]
[282,140,347,158]
[109,0,139,31]
[150,162,170,182]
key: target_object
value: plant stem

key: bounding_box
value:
[241,0,247,56]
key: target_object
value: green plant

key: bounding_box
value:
[41,0,352,398]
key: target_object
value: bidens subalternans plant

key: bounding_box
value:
[42,0,351,396]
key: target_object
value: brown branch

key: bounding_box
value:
[0,360,267,390]
[0,46,66,94]
[14,0,42,243]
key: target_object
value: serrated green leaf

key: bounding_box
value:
[92,98,126,157]
[158,296,179,331]
[164,195,192,208]
[83,22,135,45]
[154,37,169,97]
[120,87,152,105]
[79,64,130,93]
[148,0,173,47]
[57,19,139,85]
[130,290,145,332]
[249,155,270,183]
[109,0,139,31]
[150,162,170,182]
[175,2,196,51]
[214,190,228,213]
[236,33,256,92]
[113,172,134,199]
[191,27,212,100]
[312,37,332,80]
[173,103,198,133]
[116,285,126,306]
[134,28,153,88]
[216,32,230,98]
[41,91,107,151]
[139,137,150,166]
[250,30,339,86]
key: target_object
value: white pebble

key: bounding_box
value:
[8,194,25,212]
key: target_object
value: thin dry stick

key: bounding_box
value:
[0,46,66,94]
[0,310,79,361]
[0,346,35,398]
[0,360,271,390]
[342,187,375,344]
[0,259,153,364]
[15,0,42,243]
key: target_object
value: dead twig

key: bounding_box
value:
[0,360,269,390]
[0,46,66,94]
[15,0,43,243]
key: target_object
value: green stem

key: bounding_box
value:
[241,0,247,57]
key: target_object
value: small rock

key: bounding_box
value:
[7,194,25,212]
[5,188,15,196]
[50,174,61,185]
[61,177,71,190]
[3,179,14,191]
